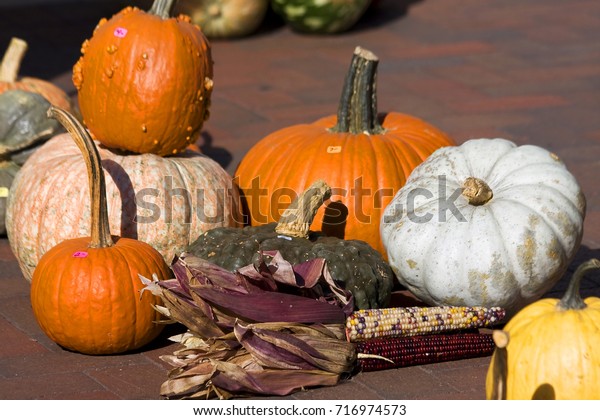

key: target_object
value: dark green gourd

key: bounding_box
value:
[187,180,394,310]
[0,90,61,160]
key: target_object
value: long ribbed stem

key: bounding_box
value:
[148,0,177,18]
[275,180,332,238]
[0,38,27,83]
[330,46,384,135]
[558,258,600,310]
[47,106,114,248]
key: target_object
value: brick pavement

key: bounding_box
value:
[0,0,598,400]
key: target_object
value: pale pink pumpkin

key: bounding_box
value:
[7,132,242,281]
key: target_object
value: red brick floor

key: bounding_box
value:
[1,0,599,400]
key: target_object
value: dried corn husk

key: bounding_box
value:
[158,322,356,399]
[141,252,356,399]
[141,251,353,338]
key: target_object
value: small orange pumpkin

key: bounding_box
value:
[73,0,213,156]
[0,38,72,111]
[234,47,455,257]
[30,107,172,355]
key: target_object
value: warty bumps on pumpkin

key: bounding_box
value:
[73,0,213,156]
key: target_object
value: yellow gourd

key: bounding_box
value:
[486,259,600,399]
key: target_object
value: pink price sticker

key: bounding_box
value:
[72,251,88,258]
[114,27,128,38]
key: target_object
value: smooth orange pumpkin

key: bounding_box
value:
[0,38,72,111]
[30,107,172,355]
[73,0,213,156]
[234,47,455,257]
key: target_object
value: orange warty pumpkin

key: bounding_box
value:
[0,38,72,111]
[234,47,455,257]
[30,107,172,355]
[73,0,213,156]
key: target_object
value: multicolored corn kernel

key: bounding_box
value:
[346,306,505,342]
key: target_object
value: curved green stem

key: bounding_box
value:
[47,106,114,248]
[558,259,600,310]
[331,46,384,135]
[148,0,177,19]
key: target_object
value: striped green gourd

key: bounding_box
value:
[271,0,372,34]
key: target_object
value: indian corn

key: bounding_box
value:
[346,305,505,342]
[356,332,496,372]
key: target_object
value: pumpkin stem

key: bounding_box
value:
[0,38,27,83]
[275,180,332,239]
[47,106,114,248]
[148,0,177,19]
[462,177,493,206]
[490,330,509,400]
[558,258,600,310]
[331,46,385,135]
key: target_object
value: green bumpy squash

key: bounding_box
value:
[0,90,61,160]
[271,0,372,34]
[187,180,394,310]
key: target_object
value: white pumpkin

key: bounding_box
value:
[380,138,586,318]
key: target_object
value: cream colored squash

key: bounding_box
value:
[380,138,586,318]
[179,0,269,38]
[7,132,242,281]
